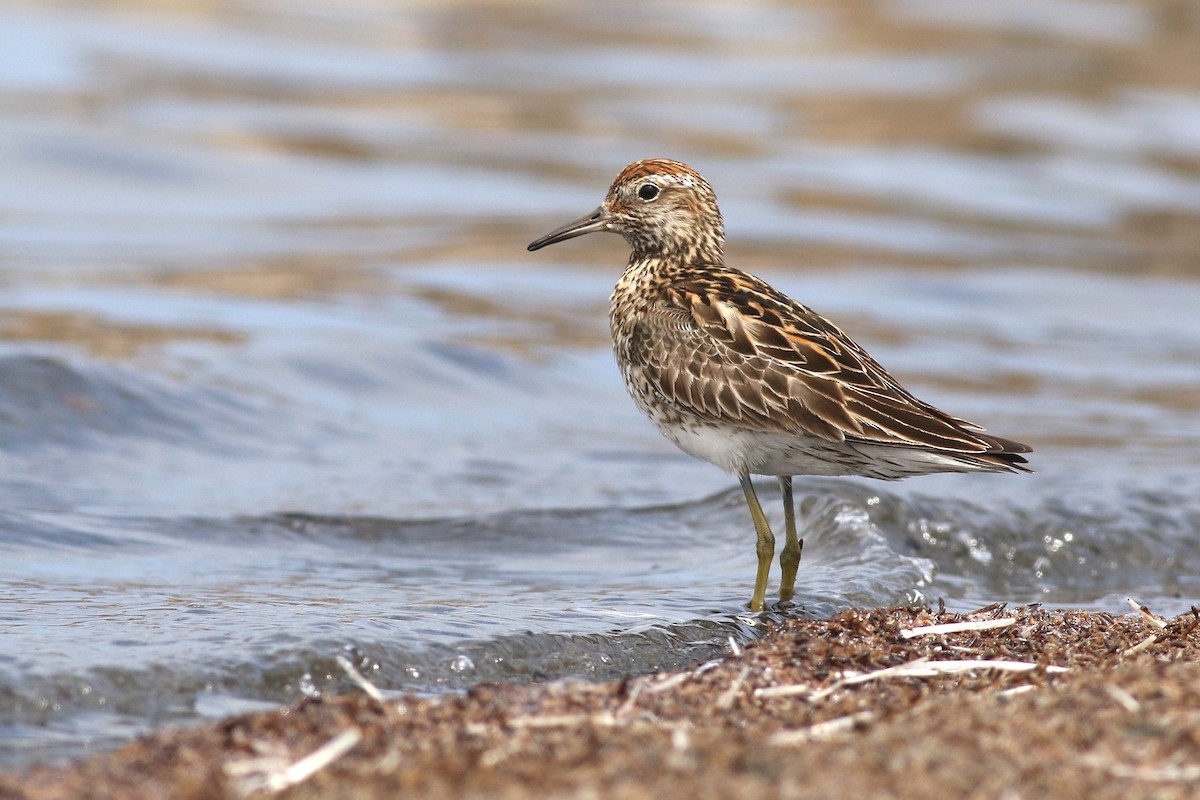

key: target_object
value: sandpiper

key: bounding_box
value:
[528,159,1031,612]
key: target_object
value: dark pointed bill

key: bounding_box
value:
[527,206,610,251]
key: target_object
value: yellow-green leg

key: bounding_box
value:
[738,473,775,612]
[778,476,803,603]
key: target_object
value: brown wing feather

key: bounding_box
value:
[636,305,846,440]
[633,268,1030,465]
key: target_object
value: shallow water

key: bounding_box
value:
[2,0,1200,769]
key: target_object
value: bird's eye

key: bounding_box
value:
[637,183,660,201]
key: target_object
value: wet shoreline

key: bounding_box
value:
[4,603,1198,799]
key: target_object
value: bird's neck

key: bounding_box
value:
[626,236,724,270]
[616,251,719,307]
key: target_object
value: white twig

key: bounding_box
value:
[900,618,1016,639]
[335,655,385,702]
[728,636,743,657]
[769,711,876,746]
[505,712,690,732]
[758,657,1063,702]
[1105,684,1142,713]
[615,678,645,718]
[1122,634,1161,657]
[754,683,813,699]
[645,672,689,694]
[225,727,362,796]
[508,713,613,729]
[716,666,751,710]
[996,684,1038,699]
[1125,598,1167,629]
[1122,594,1175,656]
[808,658,1065,701]
[1083,755,1200,783]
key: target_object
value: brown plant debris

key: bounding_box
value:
[4,605,1200,800]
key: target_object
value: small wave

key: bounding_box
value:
[0,354,258,453]
[832,481,1200,615]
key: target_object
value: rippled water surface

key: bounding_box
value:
[3,0,1200,769]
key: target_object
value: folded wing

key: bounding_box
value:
[631,270,1030,470]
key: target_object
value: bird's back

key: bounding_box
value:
[610,257,1031,478]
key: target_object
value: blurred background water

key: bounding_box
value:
[2,0,1199,770]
